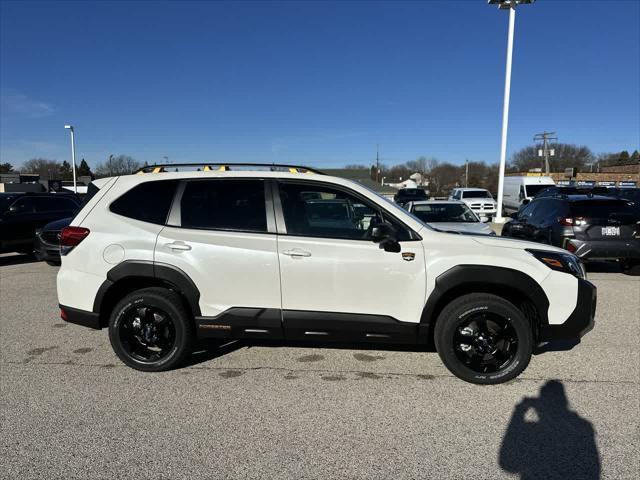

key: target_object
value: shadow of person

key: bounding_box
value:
[499,380,600,480]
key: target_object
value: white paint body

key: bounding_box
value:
[58,170,579,327]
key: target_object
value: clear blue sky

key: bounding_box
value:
[1,0,639,170]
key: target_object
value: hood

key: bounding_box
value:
[430,222,494,235]
[471,235,566,253]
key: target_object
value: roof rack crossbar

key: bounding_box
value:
[133,163,325,175]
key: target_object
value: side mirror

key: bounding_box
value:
[481,217,490,223]
[522,198,530,205]
[371,223,401,253]
[510,212,519,219]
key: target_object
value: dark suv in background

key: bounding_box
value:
[0,192,80,255]
[502,194,639,271]
[393,187,428,207]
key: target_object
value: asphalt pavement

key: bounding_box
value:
[1,254,638,479]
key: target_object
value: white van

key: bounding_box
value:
[503,176,555,214]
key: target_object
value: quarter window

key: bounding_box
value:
[180,179,267,232]
[110,180,178,225]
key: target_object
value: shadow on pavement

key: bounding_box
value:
[0,253,40,267]
[499,379,600,480]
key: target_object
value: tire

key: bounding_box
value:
[108,287,195,372]
[46,260,61,266]
[434,293,533,385]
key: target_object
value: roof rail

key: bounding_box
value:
[133,163,325,175]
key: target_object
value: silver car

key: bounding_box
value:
[404,200,495,235]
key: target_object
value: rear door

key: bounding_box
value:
[34,196,79,225]
[155,178,282,338]
[275,180,426,343]
[2,196,37,248]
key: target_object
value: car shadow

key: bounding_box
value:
[183,338,433,368]
[499,379,601,480]
[0,253,40,267]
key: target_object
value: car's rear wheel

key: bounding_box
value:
[434,293,533,385]
[108,287,195,372]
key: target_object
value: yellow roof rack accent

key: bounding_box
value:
[203,165,212,171]
[132,163,324,174]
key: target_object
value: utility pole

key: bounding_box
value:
[534,131,557,174]
[465,160,469,188]
[375,144,380,183]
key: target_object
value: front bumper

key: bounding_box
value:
[567,238,640,261]
[540,279,596,341]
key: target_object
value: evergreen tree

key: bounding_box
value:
[0,162,14,173]
[630,150,640,163]
[77,159,93,177]
[618,150,630,165]
[59,160,73,180]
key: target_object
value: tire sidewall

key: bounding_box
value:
[436,297,533,385]
[109,291,189,371]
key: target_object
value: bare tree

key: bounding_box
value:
[20,158,62,178]
[94,155,141,178]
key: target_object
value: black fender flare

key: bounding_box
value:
[93,260,201,316]
[419,265,550,335]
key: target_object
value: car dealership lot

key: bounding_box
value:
[1,255,638,479]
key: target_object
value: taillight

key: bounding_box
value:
[567,242,577,253]
[559,217,586,226]
[59,226,90,255]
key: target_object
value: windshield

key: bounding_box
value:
[412,203,478,223]
[570,200,638,224]
[462,190,492,199]
[525,184,552,197]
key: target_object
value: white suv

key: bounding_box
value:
[449,187,498,220]
[57,163,596,384]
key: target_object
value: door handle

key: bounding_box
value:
[282,249,312,258]
[165,241,192,251]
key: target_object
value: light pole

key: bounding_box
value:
[488,0,535,222]
[64,125,77,193]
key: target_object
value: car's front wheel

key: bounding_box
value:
[108,287,195,372]
[434,293,533,384]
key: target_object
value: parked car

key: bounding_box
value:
[404,200,494,235]
[502,194,639,271]
[393,187,428,207]
[449,188,497,220]
[34,217,72,265]
[502,176,555,214]
[0,192,80,255]
[57,163,595,385]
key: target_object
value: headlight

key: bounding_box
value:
[526,249,586,279]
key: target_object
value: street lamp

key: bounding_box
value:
[64,124,77,193]
[488,0,535,222]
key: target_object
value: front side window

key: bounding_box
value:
[278,182,411,241]
[110,180,178,225]
[35,197,78,213]
[180,179,267,232]
[9,197,36,214]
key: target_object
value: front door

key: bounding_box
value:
[155,178,282,339]
[274,180,426,343]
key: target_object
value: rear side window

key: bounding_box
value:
[110,180,178,224]
[180,179,267,232]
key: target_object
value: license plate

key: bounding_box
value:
[601,226,620,236]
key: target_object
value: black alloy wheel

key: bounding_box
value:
[435,293,533,384]
[118,305,176,363]
[109,287,195,372]
[453,312,518,374]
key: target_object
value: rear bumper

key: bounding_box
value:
[59,305,101,329]
[540,279,596,341]
[568,238,640,261]
[34,235,61,263]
